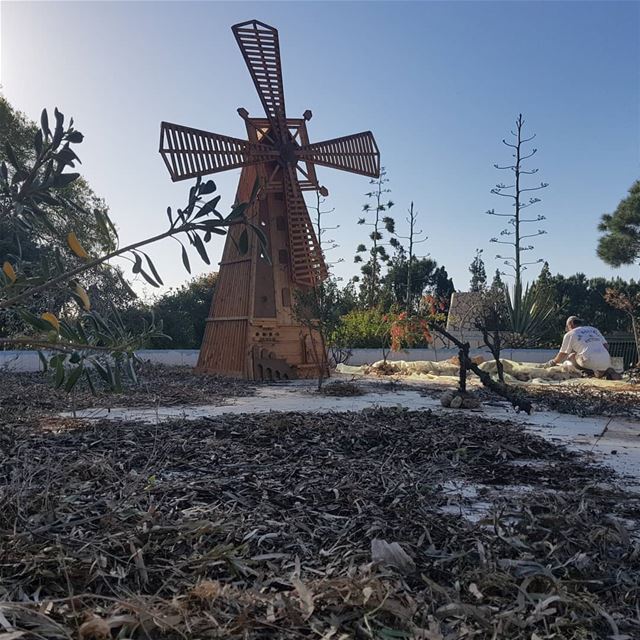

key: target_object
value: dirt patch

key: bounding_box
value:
[1,409,638,638]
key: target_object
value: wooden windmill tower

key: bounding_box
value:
[159,19,380,380]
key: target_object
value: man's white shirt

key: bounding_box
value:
[560,326,611,370]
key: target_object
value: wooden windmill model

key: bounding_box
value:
[159,19,380,380]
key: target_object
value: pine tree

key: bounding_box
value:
[597,180,640,268]
[490,269,505,294]
[469,249,487,292]
[536,261,553,291]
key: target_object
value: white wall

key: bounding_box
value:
[0,348,558,372]
[0,350,43,372]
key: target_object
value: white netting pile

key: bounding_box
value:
[336,358,582,384]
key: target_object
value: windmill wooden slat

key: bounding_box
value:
[159,19,380,380]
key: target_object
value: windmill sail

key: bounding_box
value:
[232,20,286,125]
[160,122,277,182]
[283,166,327,286]
[297,132,380,178]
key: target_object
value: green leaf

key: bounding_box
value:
[64,364,84,392]
[54,357,65,388]
[198,179,216,195]
[38,351,49,372]
[141,252,163,285]
[11,169,28,184]
[5,143,20,170]
[181,244,191,273]
[67,131,84,143]
[58,320,80,342]
[93,360,111,385]
[194,195,221,219]
[17,309,55,332]
[41,108,50,137]
[192,233,210,264]
[139,267,160,287]
[89,311,112,335]
[36,192,62,207]
[53,173,80,188]
[49,354,63,368]
[56,146,81,167]
[132,252,142,274]
[52,108,64,146]
[126,356,138,384]
[226,201,249,222]
[238,229,249,255]
[199,220,227,234]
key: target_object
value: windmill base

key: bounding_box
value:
[195,319,327,381]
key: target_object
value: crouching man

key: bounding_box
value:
[545,316,621,380]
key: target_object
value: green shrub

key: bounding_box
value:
[333,309,390,349]
[333,308,432,350]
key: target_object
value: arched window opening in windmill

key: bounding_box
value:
[159,19,380,380]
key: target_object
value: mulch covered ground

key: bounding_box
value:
[0,364,255,413]
[414,375,640,420]
[1,406,639,639]
[524,384,640,419]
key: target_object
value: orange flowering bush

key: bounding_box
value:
[385,312,431,352]
[385,296,447,352]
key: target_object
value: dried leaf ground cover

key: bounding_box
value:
[2,409,639,639]
[414,377,640,420]
[0,364,255,413]
[319,381,365,397]
[523,385,640,420]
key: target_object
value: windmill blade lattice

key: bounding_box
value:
[283,166,328,286]
[232,20,286,128]
[160,122,277,182]
[297,131,380,178]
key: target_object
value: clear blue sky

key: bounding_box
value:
[2,1,639,296]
